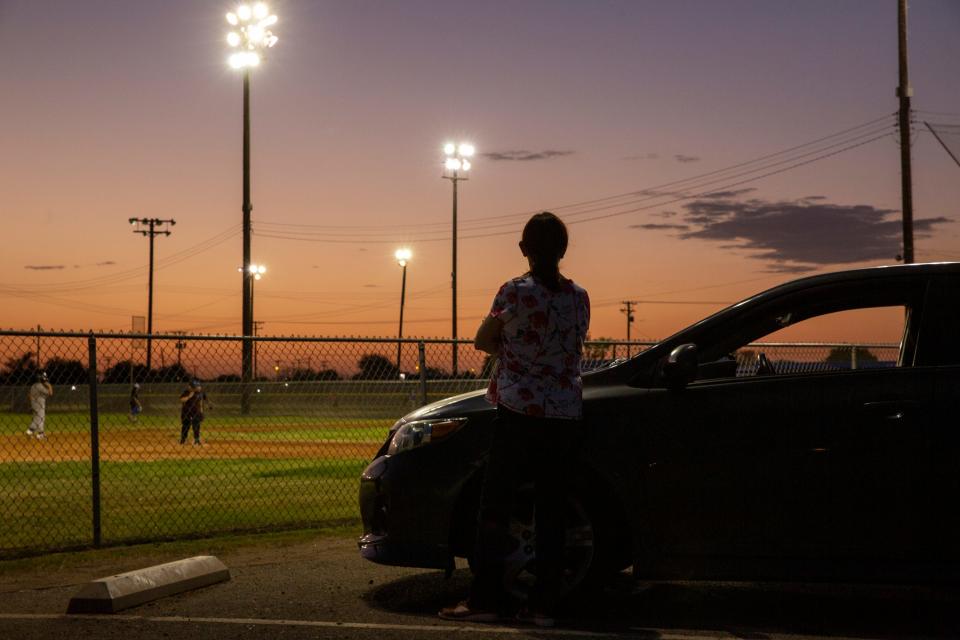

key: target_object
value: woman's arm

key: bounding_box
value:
[474,314,503,355]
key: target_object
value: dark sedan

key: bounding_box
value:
[359,263,960,589]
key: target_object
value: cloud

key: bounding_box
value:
[363,284,378,288]
[481,150,574,162]
[674,154,701,163]
[702,188,756,199]
[96,261,116,267]
[653,210,678,218]
[25,265,65,270]
[623,152,660,161]
[629,223,690,231]
[675,193,952,270]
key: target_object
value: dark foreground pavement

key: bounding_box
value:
[1,535,958,640]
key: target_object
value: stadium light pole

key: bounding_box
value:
[237,262,266,378]
[442,142,474,377]
[226,3,278,412]
[395,249,412,373]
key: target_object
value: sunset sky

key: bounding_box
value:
[1,0,958,344]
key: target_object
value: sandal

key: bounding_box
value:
[438,600,501,623]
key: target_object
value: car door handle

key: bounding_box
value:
[861,400,916,421]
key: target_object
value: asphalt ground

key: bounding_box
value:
[1,532,958,640]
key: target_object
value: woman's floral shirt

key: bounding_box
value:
[485,274,590,419]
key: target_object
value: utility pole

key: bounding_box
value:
[129,218,175,370]
[620,301,637,358]
[897,0,915,264]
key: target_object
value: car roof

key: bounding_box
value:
[587,262,959,383]
[692,262,957,322]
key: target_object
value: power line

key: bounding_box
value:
[253,125,895,247]
[257,113,897,234]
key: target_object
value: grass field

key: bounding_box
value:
[0,411,391,557]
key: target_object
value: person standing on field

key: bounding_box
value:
[129,383,142,422]
[26,371,53,440]
[179,379,210,445]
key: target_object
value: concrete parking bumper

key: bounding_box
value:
[66,555,231,614]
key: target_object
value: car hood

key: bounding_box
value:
[397,371,620,425]
[400,388,492,423]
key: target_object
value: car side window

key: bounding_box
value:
[730,306,905,377]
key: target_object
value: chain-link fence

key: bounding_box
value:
[0,331,897,558]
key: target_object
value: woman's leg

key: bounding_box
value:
[470,407,526,612]
[529,420,579,613]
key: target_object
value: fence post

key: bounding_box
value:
[851,345,858,370]
[87,334,102,548]
[418,341,427,406]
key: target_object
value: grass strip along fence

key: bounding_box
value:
[0,331,895,558]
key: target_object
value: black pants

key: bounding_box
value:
[469,405,581,613]
[180,417,202,443]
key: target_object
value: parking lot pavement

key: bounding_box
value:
[1,535,959,640]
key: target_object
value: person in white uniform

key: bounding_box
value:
[27,371,53,440]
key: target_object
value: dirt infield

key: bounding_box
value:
[0,429,382,463]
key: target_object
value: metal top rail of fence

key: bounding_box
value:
[0,329,898,558]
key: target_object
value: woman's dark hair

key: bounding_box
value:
[522,211,568,291]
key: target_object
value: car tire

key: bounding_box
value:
[464,484,626,600]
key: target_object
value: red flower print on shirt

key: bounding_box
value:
[530,311,548,328]
[484,274,590,419]
[524,404,545,417]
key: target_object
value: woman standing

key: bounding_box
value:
[440,212,590,627]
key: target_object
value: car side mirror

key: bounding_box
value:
[662,343,698,390]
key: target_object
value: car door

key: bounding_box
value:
[913,275,960,567]
[643,371,827,561]
[817,365,935,562]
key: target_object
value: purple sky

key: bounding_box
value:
[1,0,958,341]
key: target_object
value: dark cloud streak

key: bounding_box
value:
[482,150,574,162]
[632,191,952,272]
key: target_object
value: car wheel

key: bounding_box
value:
[497,484,597,600]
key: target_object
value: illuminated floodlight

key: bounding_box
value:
[458,143,475,157]
[443,142,456,156]
[461,159,471,172]
[395,248,412,266]
[445,157,462,171]
[225,3,278,69]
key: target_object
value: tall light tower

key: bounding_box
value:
[225,3,278,412]
[129,217,176,370]
[394,249,412,373]
[442,141,474,376]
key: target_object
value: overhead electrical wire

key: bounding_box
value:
[254,116,897,246]
[257,113,897,235]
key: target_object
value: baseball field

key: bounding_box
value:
[0,410,390,556]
